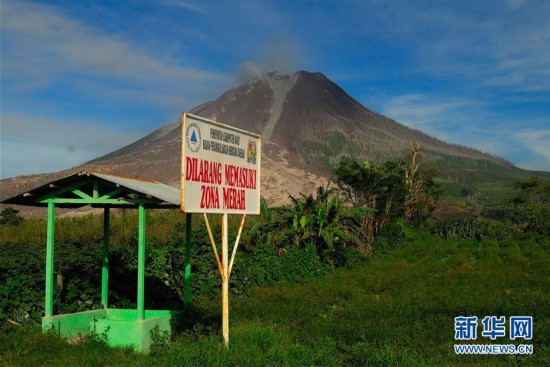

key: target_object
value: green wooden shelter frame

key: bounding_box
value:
[2,171,191,352]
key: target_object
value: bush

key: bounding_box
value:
[0,207,24,227]
[0,243,44,327]
[232,243,328,294]
[374,219,410,254]
[275,187,373,266]
[509,177,550,235]
[0,241,106,326]
[428,218,519,241]
[0,214,331,326]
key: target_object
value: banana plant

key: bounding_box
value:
[277,187,375,265]
[248,196,283,247]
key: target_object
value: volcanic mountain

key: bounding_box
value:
[1,70,516,212]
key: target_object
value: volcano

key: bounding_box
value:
[1,70,515,212]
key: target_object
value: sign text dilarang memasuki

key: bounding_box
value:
[180,113,261,214]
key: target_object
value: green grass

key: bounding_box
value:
[433,162,550,219]
[296,141,550,212]
[0,209,246,247]
[1,232,549,366]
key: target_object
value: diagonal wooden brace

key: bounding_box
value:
[203,213,226,282]
[228,214,246,278]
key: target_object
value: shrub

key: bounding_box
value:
[509,177,550,235]
[0,213,332,326]
[276,187,373,266]
[0,207,24,227]
[374,219,410,254]
[429,218,519,241]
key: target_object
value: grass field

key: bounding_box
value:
[1,231,549,366]
[433,161,550,214]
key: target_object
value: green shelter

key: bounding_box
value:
[2,170,191,352]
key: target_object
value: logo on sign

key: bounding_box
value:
[247,140,257,164]
[186,123,201,152]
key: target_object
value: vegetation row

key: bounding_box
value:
[0,146,549,365]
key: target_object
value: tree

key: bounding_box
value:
[510,177,550,235]
[0,207,24,227]
[333,142,439,231]
[399,141,439,223]
[333,158,407,238]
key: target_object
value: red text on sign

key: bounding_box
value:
[186,157,222,185]
[223,187,245,210]
[224,164,256,189]
[200,185,220,209]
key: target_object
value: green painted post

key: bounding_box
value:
[137,203,146,320]
[45,200,55,319]
[101,207,110,308]
[184,213,192,304]
[93,180,99,199]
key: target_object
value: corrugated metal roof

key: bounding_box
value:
[90,172,180,206]
[1,170,180,208]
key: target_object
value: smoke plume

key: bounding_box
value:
[237,35,301,82]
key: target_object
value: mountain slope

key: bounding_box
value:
[1,70,527,214]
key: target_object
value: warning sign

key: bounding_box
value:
[180,113,261,214]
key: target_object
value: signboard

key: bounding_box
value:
[180,113,261,214]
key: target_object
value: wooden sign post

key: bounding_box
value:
[180,113,261,347]
[203,213,246,345]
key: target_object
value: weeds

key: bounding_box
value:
[2,231,547,366]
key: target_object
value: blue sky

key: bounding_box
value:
[1,0,549,179]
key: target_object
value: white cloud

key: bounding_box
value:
[515,129,550,170]
[0,113,146,178]
[379,94,493,155]
[507,0,527,10]
[1,0,228,91]
[378,93,550,171]
[0,0,234,179]
[379,94,472,135]
[164,0,207,14]
[368,1,550,93]
[1,141,87,178]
